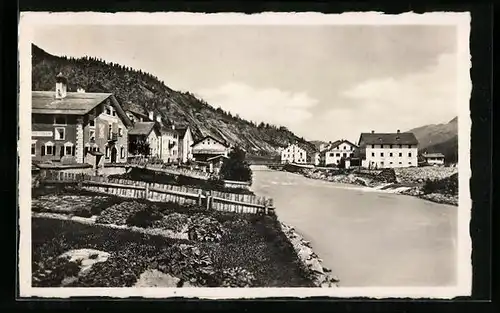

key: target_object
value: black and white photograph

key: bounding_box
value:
[18,12,472,299]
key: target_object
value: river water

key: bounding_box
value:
[250,166,458,287]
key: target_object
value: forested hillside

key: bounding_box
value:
[408,117,458,163]
[32,44,315,157]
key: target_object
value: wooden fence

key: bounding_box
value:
[40,171,274,215]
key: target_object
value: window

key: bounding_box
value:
[399,152,402,157]
[118,127,123,137]
[389,145,393,149]
[329,153,334,157]
[42,144,54,156]
[371,144,375,148]
[106,106,111,115]
[54,115,67,125]
[108,125,112,139]
[380,152,384,157]
[89,118,95,127]
[336,153,340,157]
[120,147,125,158]
[408,162,412,165]
[65,146,72,155]
[342,153,347,157]
[399,162,402,165]
[89,129,95,142]
[112,109,116,116]
[371,152,375,157]
[408,152,412,157]
[390,162,393,164]
[31,142,36,156]
[389,152,393,157]
[399,144,402,148]
[55,127,65,140]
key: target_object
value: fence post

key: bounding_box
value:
[198,190,202,207]
[264,200,268,215]
[145,183,149,200]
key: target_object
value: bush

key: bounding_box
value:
[187,214,228,242]
[73,207,93,218]
[32,255,82,287]
[126,208,163,228]
[422,173,458,195]
[219,146,253,183]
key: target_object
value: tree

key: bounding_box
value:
[128,138,151,157]
[219,146,252,183]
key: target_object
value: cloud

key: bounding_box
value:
[328,53,457,135]
[195,82,318,129]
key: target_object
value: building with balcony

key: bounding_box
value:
[31,73,132,165]
[191,135,230,162]
[422,152,445,166]
[128,121,162,158]
[357,130,419,169]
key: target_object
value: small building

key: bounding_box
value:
[357,130,419,169]
[176,126,194,164]
[313,152,321,166]
[128,121,162,158]
[32,73,132,165]
[206,154,229,175]
[191,135,230,162]
[423,152,445,166]
[322,139,358,166]
[280,144,307,164]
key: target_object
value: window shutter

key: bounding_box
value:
[60,146,64,157]
[41,146,45,156]
[52,146,56,156]
[72,146,76,156]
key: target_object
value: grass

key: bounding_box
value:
[31,191,313,287]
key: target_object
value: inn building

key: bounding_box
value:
[31,73,132,165]
[191,135,230,162]
[357,130,418,169]
[280,143,307,164]
[321,139,358,166]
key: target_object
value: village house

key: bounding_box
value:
[422,152,445,166]
[128,121,162,158]
[191,135,230,162]
[176,126,194,163]
[321,139,358,166]
[32,73,132,166]
[357,130,419,169]
[280,143,307,164]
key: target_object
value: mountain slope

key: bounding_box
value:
[31,44,315,157]
[408,117,458,163]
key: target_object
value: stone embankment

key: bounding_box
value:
[275,165,459,206]
[280,223,339,287]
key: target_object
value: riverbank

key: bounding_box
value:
[31,188,327,287]
[274,165,458,206]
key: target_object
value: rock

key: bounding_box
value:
[323,266,332,273]
[134,269,181,287]
[59,248,110,275]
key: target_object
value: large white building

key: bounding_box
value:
[321,140,358,166]
[358,130,419,169]
[280,144,307,164]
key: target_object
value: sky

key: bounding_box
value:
[33,24,458,142]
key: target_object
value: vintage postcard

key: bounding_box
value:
[18,11,472,299]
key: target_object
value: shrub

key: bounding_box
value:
[152,212,189,232]
[126,209,162,228]
[219,267,256,287]
[32,255,82,287]
[219,146,253,183]
[187,214,228,242]
[73,207,93,218]
[422,173,458,195]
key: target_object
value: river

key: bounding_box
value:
[250,165,458,287]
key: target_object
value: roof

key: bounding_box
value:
[128,122,157,136]
[423,153,445,158]
[207,155,229,162]
[324,140,358,152]
[126,109,149,120]
[176,126,189,139]
[191,135,229,147]
[358,132,418,146]
[32,91,112,115]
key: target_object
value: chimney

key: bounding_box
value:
[77,87,85,93]
[55,72,67,99]
[148,111,154,121]
[156,115,162,123]
[371,130,374,134]
[397,129,400,133]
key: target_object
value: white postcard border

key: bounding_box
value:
[18,11,472,299]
